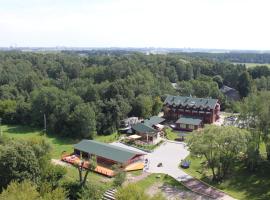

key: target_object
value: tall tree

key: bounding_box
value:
[237,71,252,97]
[77,155,97,187]
[188,125,250,181]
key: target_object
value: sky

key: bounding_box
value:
[0,0,269,50]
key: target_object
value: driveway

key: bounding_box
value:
[111,141,191,181]
[111,141,235,200]
[144,140,192,181]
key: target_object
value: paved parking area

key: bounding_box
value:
[144,140,192,181]
[110,140,235,199]
[111,140,191,181]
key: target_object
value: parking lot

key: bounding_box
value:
[111,140,192,181]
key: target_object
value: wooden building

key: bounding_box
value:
[175,117,203,131]
[163,95,220,124]
[62,140,146,176]
[131,116,165,144]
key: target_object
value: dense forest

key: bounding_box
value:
[1,51,270,139]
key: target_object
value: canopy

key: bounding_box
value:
[128,134,142,139]
[155,124,164,130]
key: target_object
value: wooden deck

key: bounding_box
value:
[62,154,143,177]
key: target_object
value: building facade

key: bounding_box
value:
[163,95,220,124]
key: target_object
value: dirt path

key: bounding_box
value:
[146,182,211,200]
[182,179,235,200]
[124,172,151,185]
[51,159,71,167]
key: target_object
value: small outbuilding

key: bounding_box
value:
[220,85,240,101]
[131,116,165,144]
[175,117,203,131]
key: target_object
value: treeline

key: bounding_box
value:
[0,51,268,138]
[176,52,270,64]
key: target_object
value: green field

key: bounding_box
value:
[1,125,120,159]
[234,62,270,68]
[1,125,75,158]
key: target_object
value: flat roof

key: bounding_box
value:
[176,117,202,126]
[74,140,145,163]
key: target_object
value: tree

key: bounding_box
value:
[0,180,67,200]
[213,75,223,88]
[112,165,126,187]
[188,125,249,181]
[152,97,163,116]
[77,155,97,187]
[0,99,17,123]
[237,71,252,97]
[238,92,270,161]
[132,95,153,118]
[69,103,96,138]
[0,180,40,200]
[0,140,41,189]
[78,182,105,200]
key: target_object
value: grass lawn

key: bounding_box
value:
[1,125,76,158]
[63,164,113,188]
[183,154,270,200]
[165,128,178,140]
[127,170,143,177]
[1,124,118,189]
[1,124,120,158]
[134,173,187,192]
[94,132,120,143]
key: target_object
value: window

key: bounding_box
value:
[189,124,194,130]
[180,123,186,128]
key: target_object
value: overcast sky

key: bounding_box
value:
[0,0,269,50]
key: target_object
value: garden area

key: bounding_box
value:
[121,138,164,152]
[165,127,191,141]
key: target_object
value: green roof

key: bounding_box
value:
[132,123,157,135]
[176,117,202,126]
[164,95,218,109]
[144,116,165,126]
[74,140,144,163]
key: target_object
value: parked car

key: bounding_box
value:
[170,124,176,129]
[180,160,190,169]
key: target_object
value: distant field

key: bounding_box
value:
[234,62,270,68]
